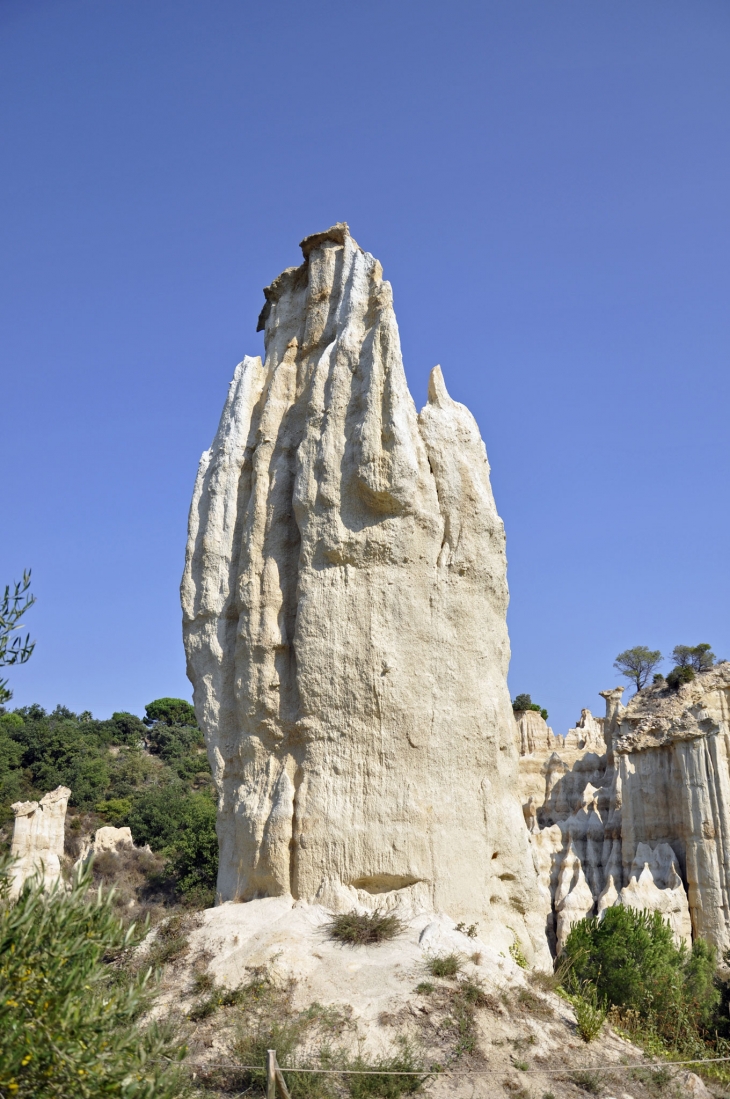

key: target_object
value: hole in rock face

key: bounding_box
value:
[498,872,516,881]
[349,874,422,894]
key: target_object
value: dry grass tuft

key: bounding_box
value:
[327,910,404,946]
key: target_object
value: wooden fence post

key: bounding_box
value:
[267,1049,276,1099]
[275,1060,292,1099]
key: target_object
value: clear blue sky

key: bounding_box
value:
[1,0,728,736]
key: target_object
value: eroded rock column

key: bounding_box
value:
[182,224,550,963]
[10,786,70,898]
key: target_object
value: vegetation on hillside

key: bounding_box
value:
[562,906,730,1076]
[0,697,217,909]
[0,858,186,1099]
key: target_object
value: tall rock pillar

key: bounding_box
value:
[182,224,549,962]
[10,786,70,898]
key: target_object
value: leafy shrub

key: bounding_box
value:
[563,906,720,1054]
[123,785,218,901]
[426,952,461,978]
[573,986,607,1042]
[107,711,147,746]
[509,935,528,968]
[95,796,133,825]
[0,859,185,1098]
[667,665,695,689]
[327,910,403,945]
[454,921,478,938]
[164,790,218,898]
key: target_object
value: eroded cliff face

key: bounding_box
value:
[10,786,70,898]
[182,224,549,962]
[518,665,730,953]
[616,664,730,951]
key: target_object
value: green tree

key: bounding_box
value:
[106,711,147,747]
[672,643,715,673]
[125,783,194,851]
[143,697,197,728]
[512,694,548,721]
[0,859,185,1098]
[0,571,35,705]
[166,791,219,897]
[613,646,663,692]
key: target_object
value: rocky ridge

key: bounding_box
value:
[514,665,730,952]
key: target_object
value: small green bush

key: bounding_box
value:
[509,935,528,969]
[327,910,403,946]
[454,921,478,938]
[667,665,695,689]
[458,976,492,1007]
[426,952,461,978]
[573,986,607,1042]
[0,859,185,1098]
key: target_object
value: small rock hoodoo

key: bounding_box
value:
[181,224,549,962]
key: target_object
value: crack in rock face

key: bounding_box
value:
[181,224,550,965]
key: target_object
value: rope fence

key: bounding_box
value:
[179,1049,730,1087]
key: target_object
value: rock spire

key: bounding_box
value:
[182,224,549,962]
[9,786,70,898]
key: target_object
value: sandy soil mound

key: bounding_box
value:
[145,899,717,1099]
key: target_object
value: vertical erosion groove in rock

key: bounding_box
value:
[518,665,730,954]
[181,224,549,962]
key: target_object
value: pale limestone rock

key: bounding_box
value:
[676,1072,712,1099]
[616,664,730,950]
[182,225,550,964]
[9,786,70,898]
[92,825,135,853]
[554,840,595,951]
[514,709,556,756]
[597,874,619,915]
[523,796,539,834]
[564,708,605,753]
[619,842,692,944]
[523,671,730,955]
[75,825,137,867]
